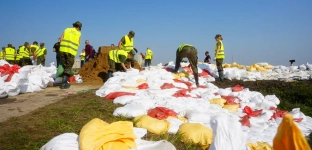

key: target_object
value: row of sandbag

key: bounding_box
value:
[0,60,56,98]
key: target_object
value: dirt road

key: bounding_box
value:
[0,83,102,122]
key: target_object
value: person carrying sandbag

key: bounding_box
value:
[171,44,199,87]
[58,21,82,89]
[213,34,225,81]
[107,50,136,79]
[118,30,138,68]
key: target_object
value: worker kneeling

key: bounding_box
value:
[172,44,199,86]
[107,50,136,79]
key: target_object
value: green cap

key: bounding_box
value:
[129,50,136,55]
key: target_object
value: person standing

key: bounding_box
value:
[79,49,86,67]
[204,51,211,64]
[53,38,61,67]
[84,40,93,62]
[19,42,32,66]
[59,21,82,89]
[36,43,47,66]
[107,50,135,79]
[213,34,225,81]
[30,41,39,65]
[16,46,23,66]
[172,44,199,86]
[118,30,138,68]
[144,47,153,67]
[0,47,4,60]
[4,44,16,64]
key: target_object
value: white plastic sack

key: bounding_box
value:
[113,95,141,105]
[133,139,176,150]
[113,104,147,118]
[40,133,79,150]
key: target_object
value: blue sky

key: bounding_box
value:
[0,0,311,66]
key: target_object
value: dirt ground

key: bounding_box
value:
[0,82,102,123]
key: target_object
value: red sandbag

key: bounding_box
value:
[232,84,244,92]
[68,76,76,83]
[0,64,20,82]
[138,83,149,89]
[148,107,178,120]
[198,71,209,78]
[173,79,192,89]
[222,96,237,105]
[173,89,190,97]
[160,83,175,89]
[164,67,174,72]
[183,66,193,73]
[240,115,251,127]
[214,92,218,96]
[105,92,135,100]
[272,109,288,119]
[243,106,263,117]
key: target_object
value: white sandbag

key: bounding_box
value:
[186,111,211,124]
[18,79,34,93]
[133,139,176,150]
[113,95,141,105]
[257,62,269,66]
[133,127,148,139]
[209,113,248,150]
[5,82,20,96]
[166,117,184,134]
[299,64,307,71]
[113,104,147,118]
[264,95,280,105]
[40,133,79,150]
[289,108,307,121]
[218,88,232,96]
[0,75,8,98]
[126,98,155,110]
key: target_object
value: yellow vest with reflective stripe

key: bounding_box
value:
[145,49,153,59]
[5,48,15,60]
[60,27,81,56]
[14,49,21,60]
[80,52,85,60]
[31,45,39,53]
[36,47,46,57]
[215,40,224,59]
[109,50,128,63]
[122,35,134,52]
[20,46,30,58]
[0,51,3,60]
[178,44,193,52]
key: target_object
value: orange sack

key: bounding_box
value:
[273,113,311,150]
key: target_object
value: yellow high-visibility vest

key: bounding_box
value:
[36,47,46,57]
[178,44,193,52]
[0,51,3,60]
[80,52,85,60]
[59,27,81,56]
[122,35,134,52]
[14,48,20,60]
[5,47,15,60]
[109,50,128,63]
[20,46,30,58]
[145,49,153,59]
[215,40,224,59]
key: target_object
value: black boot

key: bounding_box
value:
[194,73,199,86]
[107,71,113,80]
[60,75,71,89]
[218,71,224,82]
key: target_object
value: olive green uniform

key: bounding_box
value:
[60,52,75,75]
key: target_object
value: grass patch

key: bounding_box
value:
[0,80,312,149]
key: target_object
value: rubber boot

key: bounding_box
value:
[60,75,71,89]
[107,71,113,80]
[218,71,224,82]
[194,73,199,86]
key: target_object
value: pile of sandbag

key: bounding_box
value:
[0,60,56,98]
[94,67,312,149]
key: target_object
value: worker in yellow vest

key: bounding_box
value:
[79,49,85,67]
[144,47,153,67]
[118,30,138,68]
[0,47,4,60]
[172,44,199,87]
[107,50,135,79]
[36,43,47,66]
[213,34,225,81]
[19,42,32,66]
[4,44,16,64]
[59,21,82,89]
[16,46,24,66]
[12,46,21,65]
[31,41,39,65]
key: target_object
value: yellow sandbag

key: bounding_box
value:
[263,65,274,69]
[256,67,267,72]
[223,104,239,112]
[231,62,238,68]
[178,71,190,78]
[133,115,170,134]
[237,65,244,69]
[79,118,136,150]
[178,123,213,150]
[167,116,188,122]
[248,142,273,150]
[252,64,260,68]
[223,64,230,68]
[209,98,226,107]
[273,114,311,150]
[122,86,138,90]
[172,73,180,79]
[136,78,146,83]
